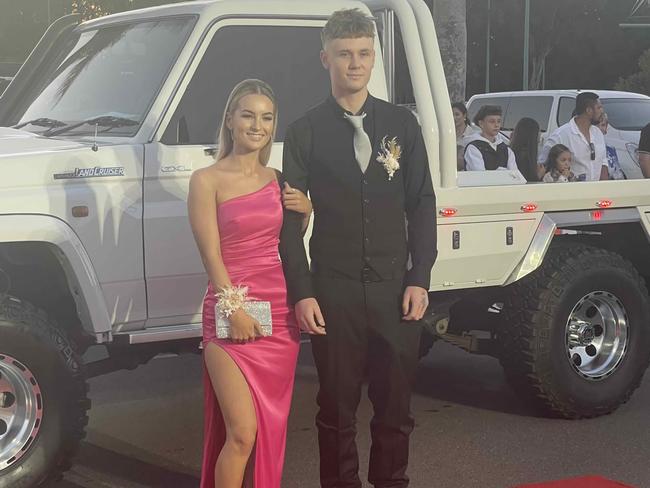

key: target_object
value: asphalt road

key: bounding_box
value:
[50,340,650,488]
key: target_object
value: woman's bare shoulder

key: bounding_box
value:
[190,162,229,190]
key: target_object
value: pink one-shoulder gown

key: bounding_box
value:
[201,180,300,488]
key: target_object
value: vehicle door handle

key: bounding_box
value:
[203,145,218,157]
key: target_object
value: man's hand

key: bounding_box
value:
[295,297,326,335]
[402,286,429,321]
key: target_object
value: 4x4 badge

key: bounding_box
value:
[53,166,125,180]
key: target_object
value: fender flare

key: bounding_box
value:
[0,214,112,341]
[505,208,644,286]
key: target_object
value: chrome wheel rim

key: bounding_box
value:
[565,291,629,380]
[0,354,42,470]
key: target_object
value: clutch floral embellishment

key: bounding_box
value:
[376,136,401,180]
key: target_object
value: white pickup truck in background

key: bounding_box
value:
[1,1,650,486]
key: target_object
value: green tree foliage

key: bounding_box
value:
[615,49,650,95]
[71,0,116,20]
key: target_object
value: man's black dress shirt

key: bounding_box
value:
[279,94,437,303]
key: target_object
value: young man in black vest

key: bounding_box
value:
[279,9,437,488]
[464,105,517,171]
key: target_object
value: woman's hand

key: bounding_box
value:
[228,309,265,343]
[282,182,312,216]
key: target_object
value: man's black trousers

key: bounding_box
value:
[310,270,422,488]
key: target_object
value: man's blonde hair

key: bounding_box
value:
[321,8,375,47]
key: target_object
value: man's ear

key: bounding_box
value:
[320,49,329,70]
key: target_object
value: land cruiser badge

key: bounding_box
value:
[54,167,125,180]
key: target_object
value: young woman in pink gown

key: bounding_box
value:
[188,79,313,488]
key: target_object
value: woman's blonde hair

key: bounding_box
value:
[216,79,278,166]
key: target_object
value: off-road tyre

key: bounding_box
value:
[0,295,89,487]
[500,243,650,419]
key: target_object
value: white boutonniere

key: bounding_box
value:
[376,136,401,180]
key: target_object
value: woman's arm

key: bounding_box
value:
[188,169,262,341]
[282,182,312,233]
[188,169,231,290]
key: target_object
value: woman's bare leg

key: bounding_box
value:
[204,342,257,488]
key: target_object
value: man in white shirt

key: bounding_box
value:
[538,92,608,181]
[464,105,517,171]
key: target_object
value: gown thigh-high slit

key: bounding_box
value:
[201,180,300,488]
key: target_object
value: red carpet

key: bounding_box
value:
[514,476,635,487]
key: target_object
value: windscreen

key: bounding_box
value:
[16,17,194,137]
[602,98,650,131]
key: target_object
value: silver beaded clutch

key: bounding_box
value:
[215,301,273,339]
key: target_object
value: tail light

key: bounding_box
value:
[439,208,457,217]
[521,203,538,213]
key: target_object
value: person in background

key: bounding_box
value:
[542,144,577,183]
[598,113,626,180]
[464,105,517,171]
[452,101,475,171]
[453,101,474,143]
[538,92,607,181]
[638,122,650,178]
[510,117,541,182]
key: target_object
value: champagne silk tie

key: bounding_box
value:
[344,112,372,174]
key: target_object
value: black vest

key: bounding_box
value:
[466,140,509,170]
[306,98,408,280]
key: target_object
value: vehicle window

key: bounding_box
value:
[467,97,511,126]
[602,99,650,131]
[162,25,329,145]
[503,96,553,132]
[394,19,414,106]
[374,11,413,107]
[16,18,194,137]
[557,97,575,126]
[0,78,11,97]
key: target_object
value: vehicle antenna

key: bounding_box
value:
[92,123,99,152]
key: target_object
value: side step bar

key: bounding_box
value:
[114,323,202,344]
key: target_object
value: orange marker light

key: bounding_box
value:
[439,208,457,217]
[596,200,613,208]
[521,203,538,213]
